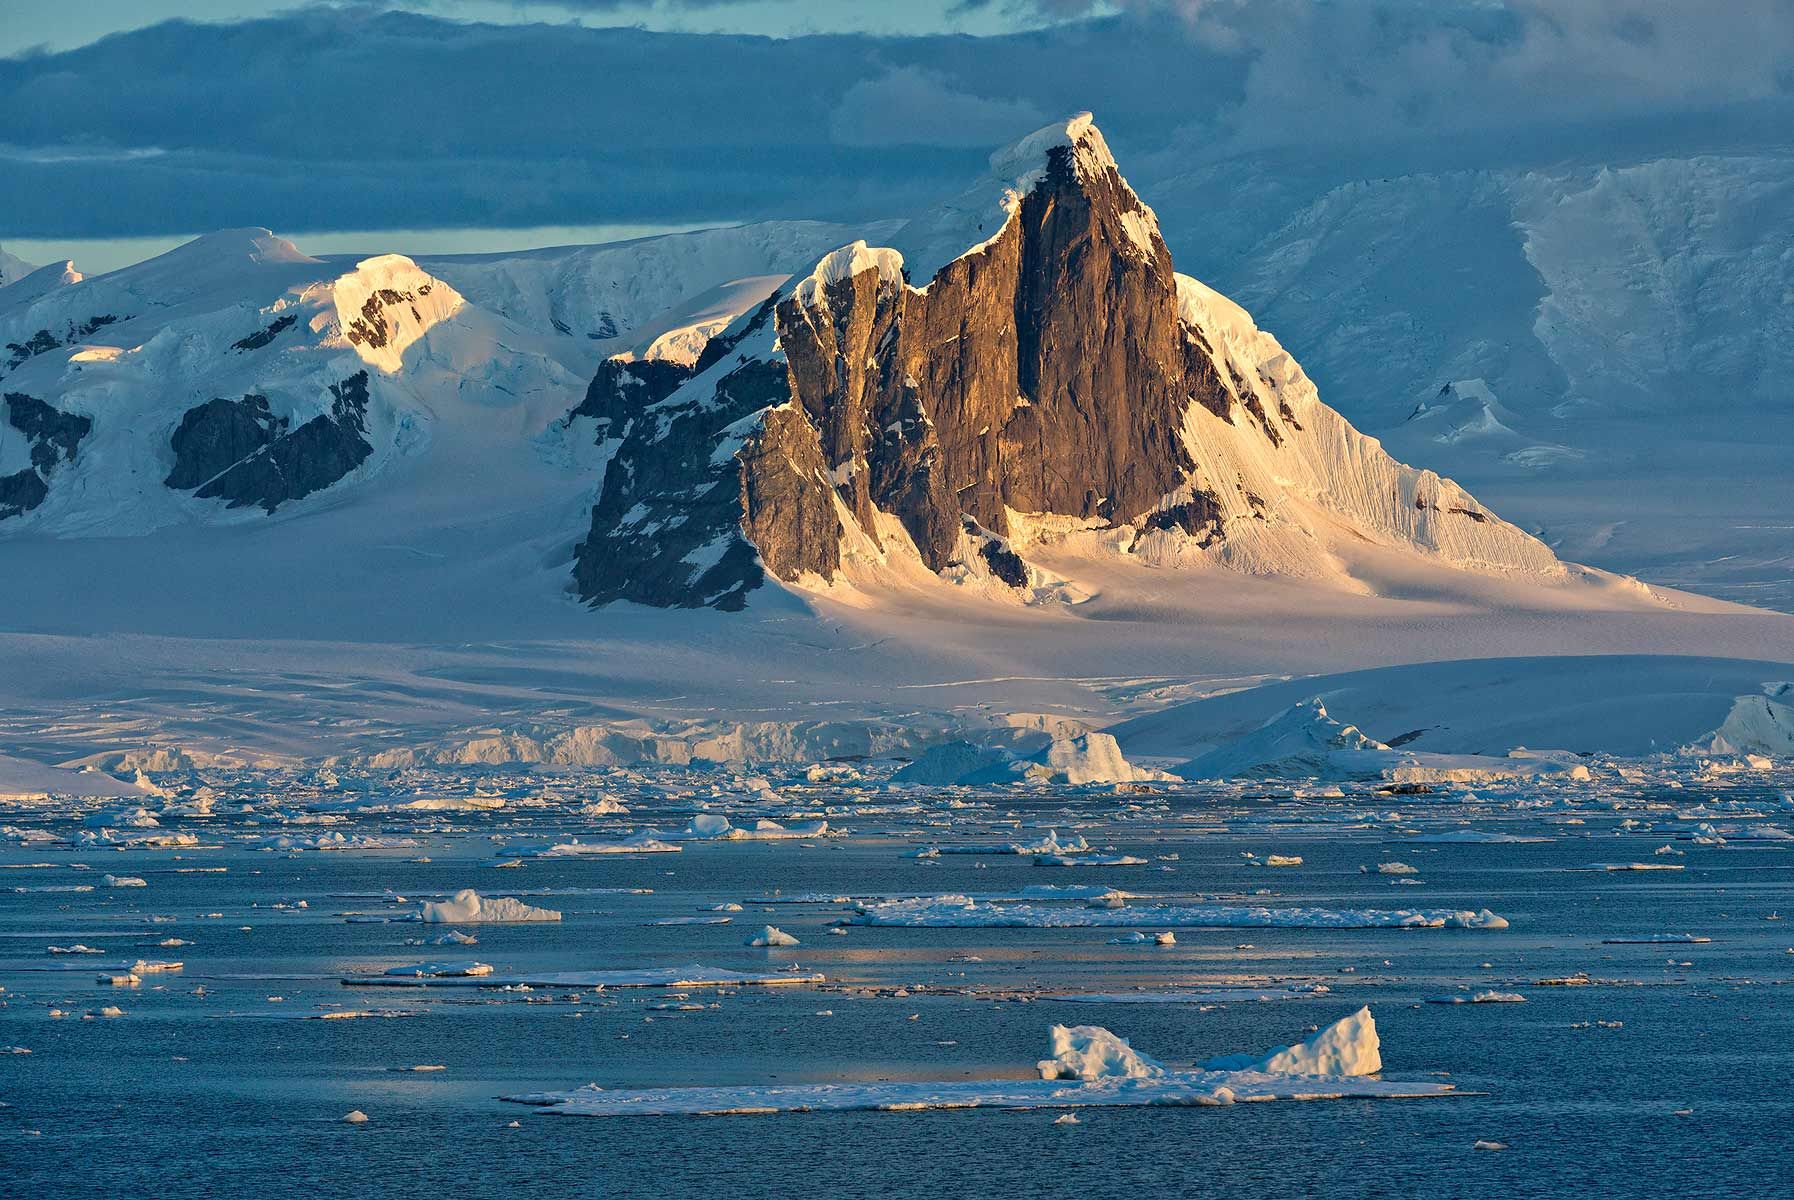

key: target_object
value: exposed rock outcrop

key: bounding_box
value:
[1,392,90,519]
[167,373,373,512]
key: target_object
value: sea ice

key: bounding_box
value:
[509,1007,1450,1118]
[419,889,561,923]
[747,926,799,947]
[1202,1007,1381,1076]
[854,895,1509,931]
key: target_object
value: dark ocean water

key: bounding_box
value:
[4,808,1791,1199]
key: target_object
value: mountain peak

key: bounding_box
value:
[570,115,1565,612]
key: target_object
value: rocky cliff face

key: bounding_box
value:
[572,114,1557,610]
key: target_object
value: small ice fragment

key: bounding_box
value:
[342,1110,369,1125]
[1053,1113,1080,1125]
[1474,1140,1506,1151]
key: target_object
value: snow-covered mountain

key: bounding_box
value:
[0,244,34,289]
[0,114,1578,619]
[573,115,1567,610]
[0,223,871,537]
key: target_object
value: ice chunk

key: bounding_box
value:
[419,889,561,924]
[1204,1007,1382,1076]
[1037,1025,1164,1081]
[747,926,799,947]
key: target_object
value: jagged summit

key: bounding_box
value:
[570,113,1564,611]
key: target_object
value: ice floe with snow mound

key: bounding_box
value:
[1041,986,1330,1004]
[931,830,1089,856]
[347,964,824,989]
[418,889,561,923]
[852,895,1509,930]
[1426,991,1526,1004]
[509,1007,1453,1117]
[384,960,493,978]
[659,815,830,841]
[510,833,680,857]
[1394,829,1553,844]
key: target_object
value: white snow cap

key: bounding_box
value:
[987,111,1111,184]
[791,241,905,308]
[1037,1024,1165,1081]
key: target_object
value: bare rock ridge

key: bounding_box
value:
[572,114,1546,610]
[1,392,90,520]
[164,372,374,512]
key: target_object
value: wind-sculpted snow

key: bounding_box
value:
[852,895,1510,931]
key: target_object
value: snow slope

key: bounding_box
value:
[1111,655,1794,761]
[1149,152,1794,611]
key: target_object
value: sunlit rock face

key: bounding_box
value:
[572,115,1556,610]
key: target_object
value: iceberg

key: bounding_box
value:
[1202,1006,1381,1076]
[1036,1026,1163,1081]
[418,889,562,924]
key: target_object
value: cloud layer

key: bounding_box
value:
[0,2,1787,237]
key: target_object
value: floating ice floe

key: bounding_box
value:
[1578,862,1684,872]
[256,832,420,852]
[103,874,147,887]
[507,1007,1451,1118]
[348,964,825,990]
[661,815,830,841]
[1426,991,1526,1004]
[852,895,1509,931]
[1394,830,1553,844]
[383,960,494,978]
[1035,852,1147,867]
[937,830,1089,856]
[1042,986,1330,1004]
[510,833,680,857]
[1601,934,1711,944]
[418,889,561,923]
